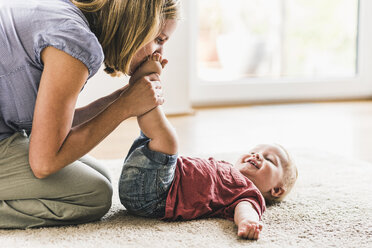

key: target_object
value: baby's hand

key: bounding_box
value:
[237,219,263,240]
[129,53,168,85]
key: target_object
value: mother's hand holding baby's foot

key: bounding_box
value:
[122,52,168,116]
[129,53,166,85]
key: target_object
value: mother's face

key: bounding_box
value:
[129,19,178,76]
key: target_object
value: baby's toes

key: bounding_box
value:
[161,59,168,68]
[152,52,162,62]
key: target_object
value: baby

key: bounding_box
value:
[119,54,298,240]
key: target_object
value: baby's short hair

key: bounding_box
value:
[265,146,298,205]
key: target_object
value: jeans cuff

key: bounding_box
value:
[141,141,178,166]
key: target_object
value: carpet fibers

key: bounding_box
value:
[1,149,371,248]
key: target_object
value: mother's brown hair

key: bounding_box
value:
[71,0,180,76]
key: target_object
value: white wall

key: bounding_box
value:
[76,0,192,115]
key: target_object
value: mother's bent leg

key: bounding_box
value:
[0,133,112,229]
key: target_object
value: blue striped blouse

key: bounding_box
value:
[0,0,104,141]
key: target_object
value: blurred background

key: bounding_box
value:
[197,0,358,80]
[79,0,372,164]
[79,0,370,112]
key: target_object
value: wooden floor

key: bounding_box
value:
[89,100,372,164]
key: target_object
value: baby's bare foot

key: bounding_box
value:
[130,53,165,84]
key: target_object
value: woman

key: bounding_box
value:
[0,0,179,228]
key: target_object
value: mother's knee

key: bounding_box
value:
[81,176,113,219]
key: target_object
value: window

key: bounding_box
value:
[189,0,372,106]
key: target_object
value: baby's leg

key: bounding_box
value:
[119,133,177,218]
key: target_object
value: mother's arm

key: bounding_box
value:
[72,85,128,127]
[29,47,161,178]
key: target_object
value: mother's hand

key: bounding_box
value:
[119,73,164,117]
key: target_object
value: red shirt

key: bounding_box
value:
[162,156,266,221]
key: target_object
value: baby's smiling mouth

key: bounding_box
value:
[247,159,259,169]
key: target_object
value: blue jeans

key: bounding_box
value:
[118,132,178,218]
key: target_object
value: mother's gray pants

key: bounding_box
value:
[0,132,113,229]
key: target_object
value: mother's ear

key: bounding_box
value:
[270,187,285,198]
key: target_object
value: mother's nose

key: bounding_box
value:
[155,46,163,55]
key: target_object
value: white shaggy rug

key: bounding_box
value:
[1,149,371,248]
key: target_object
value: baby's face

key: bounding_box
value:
[235,144,289,194]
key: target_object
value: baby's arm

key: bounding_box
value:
[131,53,178,155]
[234,201,263,240]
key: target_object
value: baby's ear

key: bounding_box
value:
[270,187,285,198]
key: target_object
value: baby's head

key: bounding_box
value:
[235,144,298,205]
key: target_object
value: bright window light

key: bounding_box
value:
[197,0,359,81]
